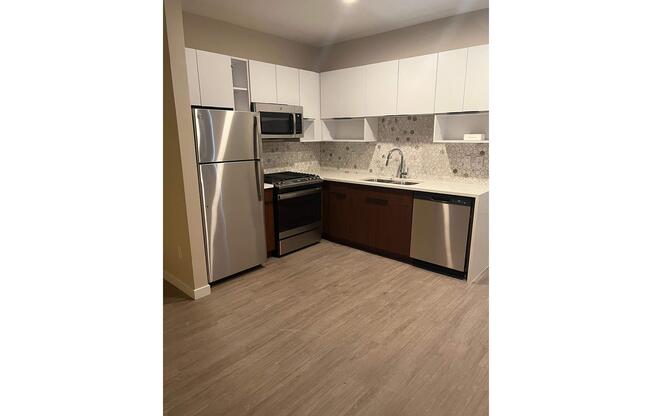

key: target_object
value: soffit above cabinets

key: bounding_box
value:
[181,0,488,47]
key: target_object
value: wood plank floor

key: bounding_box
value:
[164,240,488,416]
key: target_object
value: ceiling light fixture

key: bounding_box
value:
[342,0,358,5]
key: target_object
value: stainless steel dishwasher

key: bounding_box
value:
[410,192,475,278]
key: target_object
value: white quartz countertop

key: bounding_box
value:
[264,183,274,190]
[319,170,488,198]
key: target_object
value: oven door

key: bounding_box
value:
[276,187,321,239]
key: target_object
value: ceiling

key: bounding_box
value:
[181,0,489,47]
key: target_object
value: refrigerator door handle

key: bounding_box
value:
[253,114,261,159]
[255,160,263,201]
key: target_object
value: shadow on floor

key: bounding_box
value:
[163,280,192,304]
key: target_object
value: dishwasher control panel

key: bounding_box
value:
[414,192,474,206]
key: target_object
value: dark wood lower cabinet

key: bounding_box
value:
[264,188,275,255]
[323,182,355,243]
[360,186,413,257]
[322,181,413,259]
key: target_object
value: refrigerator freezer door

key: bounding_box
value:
[194,108,260,163]
[199,161,266,283]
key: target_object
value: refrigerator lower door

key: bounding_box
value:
[199,161,266,283]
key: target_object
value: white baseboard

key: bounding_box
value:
[163,270,211,300]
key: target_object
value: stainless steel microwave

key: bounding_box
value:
[252,103,303,141]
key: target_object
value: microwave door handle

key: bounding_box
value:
[291,113,297,135]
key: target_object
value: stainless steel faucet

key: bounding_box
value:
[386,148,408,178]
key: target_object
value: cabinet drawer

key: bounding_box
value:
[327,182,355,201]
[362,186,413,207]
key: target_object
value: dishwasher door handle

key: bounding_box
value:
[414,192,475,206]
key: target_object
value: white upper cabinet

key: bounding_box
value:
[185,48,201,106]
[299,70,320,119]
[434,48,468,113]
[275,65,300,105]
[319,70,337,118]
[463,44,489,111]
[363,60,399,116]
[321,66,364,118]
[249,60,277,103]
[397,54,437,115]
[196,50,234,109]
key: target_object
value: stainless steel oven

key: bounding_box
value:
[252,103,303,140]
[264,172,322,256]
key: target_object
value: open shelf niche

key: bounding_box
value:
[231,58,251,111]
[300,119,321,142]
[433,112,489,143]
[320,117,379,142]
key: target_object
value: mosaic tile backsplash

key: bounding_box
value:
[262,141,321,174]
[262,115,488,183]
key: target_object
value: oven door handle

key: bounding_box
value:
[277,187,321,200]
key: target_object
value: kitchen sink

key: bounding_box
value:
[364,178,394,183]
[364,178,420,185]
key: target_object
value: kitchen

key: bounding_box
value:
[165,0,489,414]
[4,0,650,414]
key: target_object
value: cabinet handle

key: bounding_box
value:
[366,197,388,206]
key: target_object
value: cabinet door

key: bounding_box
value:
[341,67,365,118]
[326,183,354,241]
[434,48,468,113]
[320,70,337,118]
[264,189,275,254]
[185,48,201,106]
[360,187,413,257]
[299,69,320,119]
[397,54,437,115]
[463,44,489,111]
[196,50,234,109]
[363,60,399,116]
[276,65,300,105]
[321,186,329,235]
[249,60,277,103]
[320,67,364,118]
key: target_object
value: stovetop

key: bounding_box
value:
[264,171,322,190]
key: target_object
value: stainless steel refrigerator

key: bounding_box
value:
[193,108,266,283]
